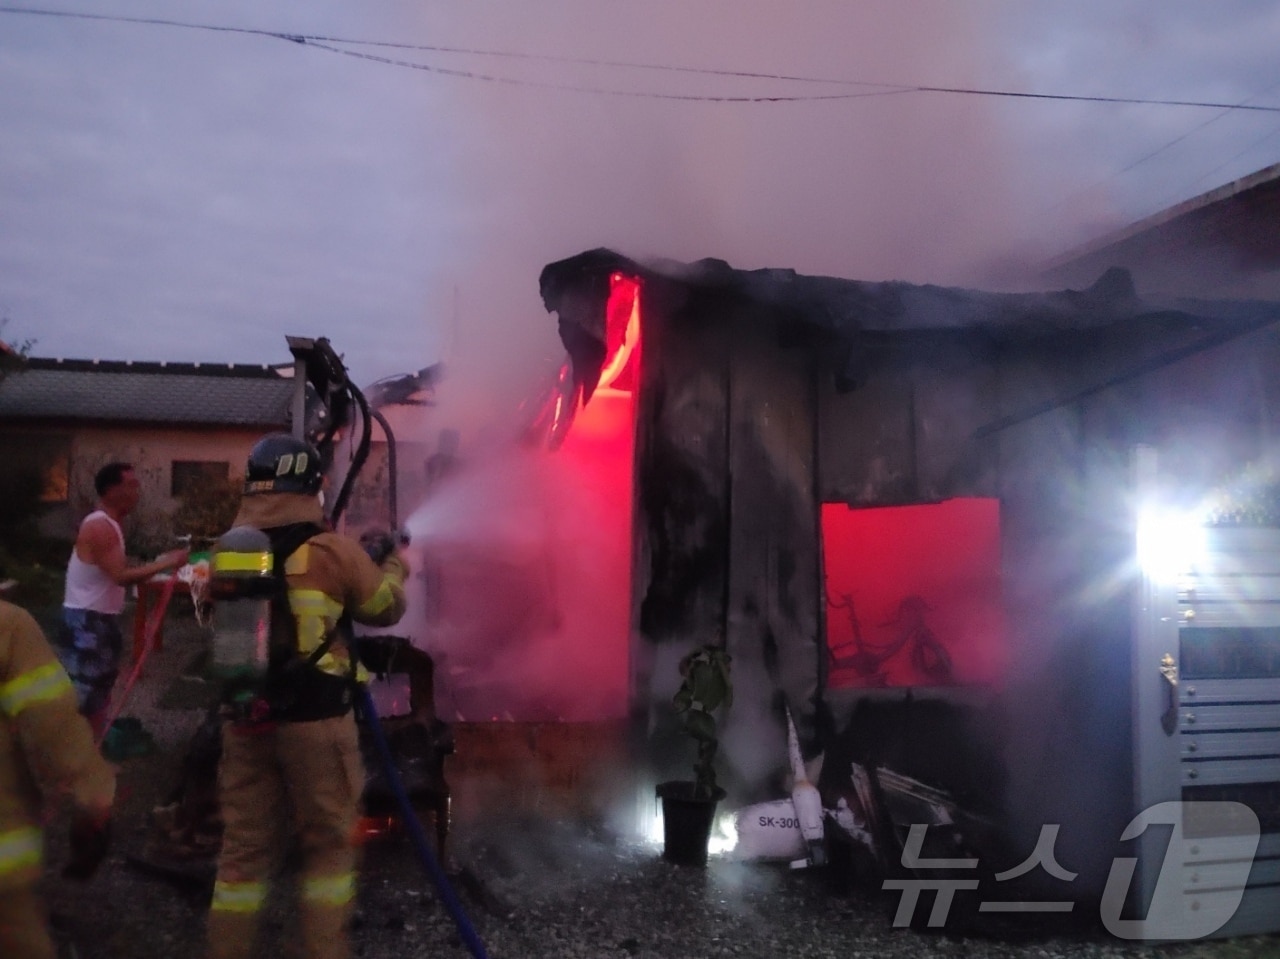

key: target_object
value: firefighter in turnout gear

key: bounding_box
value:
[207,434,409,959]
[0,594,116,959]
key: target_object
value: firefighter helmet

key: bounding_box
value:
[244,433,324,495]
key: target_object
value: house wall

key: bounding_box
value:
[815,320,1280,893]
[2,422,261,547]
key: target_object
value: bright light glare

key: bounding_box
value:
[645,807,663,846]
[709,810,739,856]
[1137,505,1207,582]
[644,808,740,856]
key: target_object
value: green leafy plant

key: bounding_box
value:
[672,643,732,800]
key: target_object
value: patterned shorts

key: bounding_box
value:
[55,608,124,718]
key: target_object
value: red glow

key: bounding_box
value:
[599,273,641,392]
[420,387,637,721]
[822,499,1007,689]
[553,388,635,711]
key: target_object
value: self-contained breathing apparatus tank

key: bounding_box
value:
[209,525,276,714]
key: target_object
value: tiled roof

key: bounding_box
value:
[0,357,295,428]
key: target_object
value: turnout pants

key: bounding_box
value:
[0,884,55,959]
[207,714,365,959]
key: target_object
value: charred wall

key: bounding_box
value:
[632,284,822,796]
[542,250,1280,847]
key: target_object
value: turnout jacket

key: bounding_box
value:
[0,600,115,890]
[231,493,409,685]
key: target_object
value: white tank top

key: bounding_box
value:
[64,510,127,614]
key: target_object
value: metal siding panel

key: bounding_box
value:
[1181,581,1280,602]
[1183,833,1273,862]
[1182,703,1280,729]
[1179,605,1280,627]
[1182,730,1280,759]
[1182,857,1280,888]
[1181,757,1280,785]
[1181,679,1280,703]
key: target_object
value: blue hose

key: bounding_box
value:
[357,686,491,959]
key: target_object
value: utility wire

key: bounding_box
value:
[1176,124,1280,196]
[1041,76,1280,218]
[1147,76,1280,209]
[303,38,909,102]
[5,5,1280,112]
[306,32,908,92]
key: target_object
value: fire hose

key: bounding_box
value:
[356,681,491,959]
[331,375,490,959]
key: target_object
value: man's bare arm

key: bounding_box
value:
[78,517,188,586]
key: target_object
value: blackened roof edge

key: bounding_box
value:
[541,247,1280,338]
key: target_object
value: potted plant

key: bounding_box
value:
[656,643,732,866]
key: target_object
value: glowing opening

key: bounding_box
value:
[599,273,641,392]
[1137,504,1208,584]
[822,498,1006,689]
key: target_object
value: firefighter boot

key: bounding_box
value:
[207,898,263,959]
[299,878,356,959]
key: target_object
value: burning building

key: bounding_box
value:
[533,247,1280,938]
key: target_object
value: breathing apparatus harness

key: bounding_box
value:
[210,518,360,725]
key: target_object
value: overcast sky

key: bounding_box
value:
[1,1,1278,396]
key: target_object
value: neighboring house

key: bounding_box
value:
[1043,160,1280,299]
[0,356,296,545]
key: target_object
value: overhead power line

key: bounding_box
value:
[4,4,1280,112]
[300,38,908,103]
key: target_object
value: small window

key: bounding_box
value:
[0,432,70,503]
[41,453,69,503]
[171,460,230,499]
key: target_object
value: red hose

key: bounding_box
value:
[96,574,180,747]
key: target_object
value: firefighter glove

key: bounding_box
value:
[63,810,112,880]
[359,528,400,565]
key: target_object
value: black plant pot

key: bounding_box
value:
[656,780,725,867]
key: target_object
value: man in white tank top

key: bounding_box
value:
[55,462,189,737]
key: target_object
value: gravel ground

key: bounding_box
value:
[30,601,1280,959]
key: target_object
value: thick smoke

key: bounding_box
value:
[385,1,1230,857]
[408,0,1039,408]
[394,0,1034,714]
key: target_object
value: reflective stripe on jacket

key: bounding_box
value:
[0,600,115,890]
